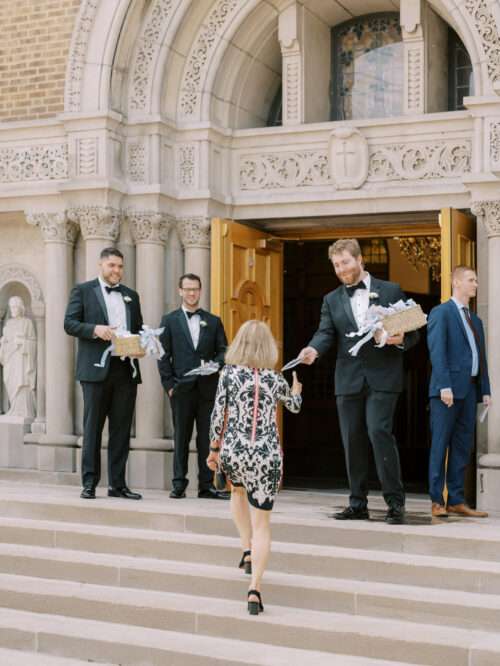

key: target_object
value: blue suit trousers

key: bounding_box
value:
[429,382,477,506]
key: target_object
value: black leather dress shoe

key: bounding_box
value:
[385,506,405,525]
[80,487,95,499]
[108,487,142,500]
[198,488,230,500]
[169,489,186,499]
[333,506,369,520]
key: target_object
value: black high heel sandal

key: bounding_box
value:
[238,550,252,575]
[247,589,264,615]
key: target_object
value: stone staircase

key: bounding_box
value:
[0,474,499,665]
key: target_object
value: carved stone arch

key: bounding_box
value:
[176,0,499,123]
[64,0,133,113]
[0,265,45,318]
[127,0,191,116]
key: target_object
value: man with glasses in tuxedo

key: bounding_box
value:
[158,273,228,499]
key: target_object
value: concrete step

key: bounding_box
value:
[0,517,499,596]
[0,647,115,665]
[0,574,499,666]
[0,606,422,666]
[0,486,498,563]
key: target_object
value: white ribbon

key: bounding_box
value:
[93,324,165,377]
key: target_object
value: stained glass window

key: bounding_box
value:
[448,29,474,111]
[332,14,403,121]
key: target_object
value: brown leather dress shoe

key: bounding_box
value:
[447,503,488,518]
[431,503,448,518]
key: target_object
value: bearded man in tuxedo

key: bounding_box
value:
[299,238,418,524]
[158,273,228,499]
[64,247,143,500]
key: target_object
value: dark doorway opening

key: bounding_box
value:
[282,238,440,494]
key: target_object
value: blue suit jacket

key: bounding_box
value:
[427,299,490,401]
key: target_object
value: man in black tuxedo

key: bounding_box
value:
[64,247,143,500]
[158,273,228,499]
[299,239,418,524]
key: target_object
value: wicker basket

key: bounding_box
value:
[381,305,427,336]
[112,334,146,358]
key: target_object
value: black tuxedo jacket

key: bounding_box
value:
[157,308,227,398]
[64,278,143,383]
[308,277,419,395]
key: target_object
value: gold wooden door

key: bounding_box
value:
[211,218,283,357]
[440,208,476,302]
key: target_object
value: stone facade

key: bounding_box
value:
[1,0,500,507]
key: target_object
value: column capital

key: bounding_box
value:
[67,206,121,241]
[471,200,500,237]
[26,212,78,245]
[128,211,172,245]
[177,217,211,249]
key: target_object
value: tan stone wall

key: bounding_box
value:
[0,0,80,122]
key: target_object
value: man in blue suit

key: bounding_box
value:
[427,265,491,518]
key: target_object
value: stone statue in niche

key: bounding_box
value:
[0,296,37,419]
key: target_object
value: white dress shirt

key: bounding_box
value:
[349,273,371,328]
[98,277,127,331]
[183,307,200,348]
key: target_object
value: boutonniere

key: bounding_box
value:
[123,295,132,303]
[369,292,379,299]
[200,320,208,328]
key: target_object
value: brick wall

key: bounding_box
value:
[0,0,80,122]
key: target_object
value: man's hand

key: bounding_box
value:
[94,325,116,341]
[483,394,492,407]
[291,371,302,396]
[299,346,318,365]
[441,388,454,408]
[386,332,405,346]
[168,388,174,398]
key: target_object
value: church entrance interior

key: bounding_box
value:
[282,232,441,494]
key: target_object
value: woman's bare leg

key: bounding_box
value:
[230,486,252,556]
[249,506,271,599]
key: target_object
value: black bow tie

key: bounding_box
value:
[345,282,367,298]
[186,309,201,319]
[104,284,122,294]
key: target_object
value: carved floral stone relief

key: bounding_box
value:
[26,212,78,245]
[239,151,330,190]
[471,200,500,237]
[65,0,100,112]
[490,121,500,165]
[176,143,197,188]
[0,144,68,183]
[128,211,172,244]
[177,217,211,248]
[127,141,147,183]
[67,207,121,241]
[463,0,500,86]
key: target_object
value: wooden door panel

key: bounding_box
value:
[440,208,476,301]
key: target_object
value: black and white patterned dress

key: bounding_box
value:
[209,365,302,510]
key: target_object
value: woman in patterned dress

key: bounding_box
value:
[207,320,302,615]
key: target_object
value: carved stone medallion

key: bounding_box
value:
[328,127,369,190]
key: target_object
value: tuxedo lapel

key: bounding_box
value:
[339,288,358,331]
[368,277,382,304]
[92,281,109,324]
[122,287,132,330]
[197,310,208,349]
[177,309,195,350]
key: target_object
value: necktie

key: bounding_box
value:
[463,307,484,377]
[345,282,367,298]
[186,309,201,319]
[105,284,122,294]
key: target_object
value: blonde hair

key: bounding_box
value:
[225,320,278,369]
[328,238,362,260]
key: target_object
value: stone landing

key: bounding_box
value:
[0,480,499,665]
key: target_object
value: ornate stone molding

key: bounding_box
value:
[463,0,500,86]
[129,0,178,112]
[177,217,211,249]
[67,207,121,241]
[0,143,68,183]
[75,138,99,177]
[0,264,44,315]
[179,0,239,118]
[127,140,147,183]
[282,56,301,124]
[471,200,500,237]
[368,141,471,181]
[490,121,500,165]
[176,143,198,188]
[128,211,172,245]
[65,0,100,112]
[405,44,424,114]
[26,212,78,245]
[240,151,329,190]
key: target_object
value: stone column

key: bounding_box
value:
[401,0,425,115]
[177,217,211,310]
[68,206,121,278]
[26,212,79,471]
[31,306,46,434]
[128,211,172,488]
[471,200,500,512]
[129,211,171,441]
[278,3,303,126]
